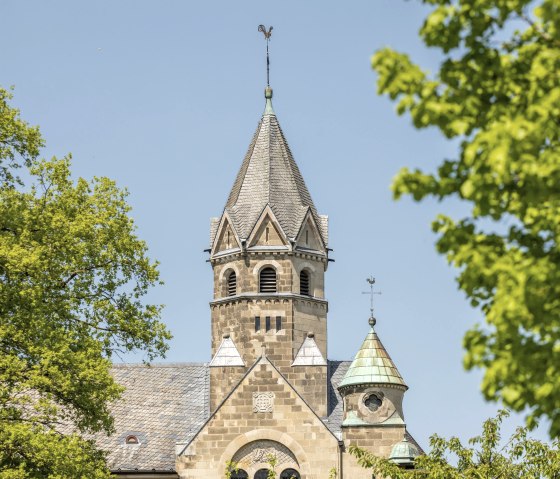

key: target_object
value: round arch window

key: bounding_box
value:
[299,270,310,296]
[226,270,237,296]
[254,469,269,479]
[280,469,301,479]
[230,470,248,479]
[125,435,139,445]
[259,267,277,293]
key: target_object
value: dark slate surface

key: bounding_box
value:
[325,360,351,436]
[98,363,209,472]
[222,112,328,243]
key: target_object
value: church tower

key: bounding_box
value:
[207,87,331,416]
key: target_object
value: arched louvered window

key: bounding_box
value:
[227,271,237,296]
[300,270,310,296]
[259,267,277,293]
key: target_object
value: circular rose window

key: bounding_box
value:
[364,393,383,412]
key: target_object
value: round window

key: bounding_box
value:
[364,393,383,412]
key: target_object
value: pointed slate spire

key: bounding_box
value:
[292,332,327,366]
[221,88,328,245]
[338,316,407,389]
[209,335,245,367]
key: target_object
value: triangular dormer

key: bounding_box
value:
[209,335,245,367]
[292,333,327,366]
[247,205,289,249]
[295,209,327,254]
[211,213,241,257]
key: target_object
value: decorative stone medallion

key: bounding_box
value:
[253,392,275,413]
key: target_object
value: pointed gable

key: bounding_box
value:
[214,218,240,254]
[338,326,407,390]
[292,333,327,366]
[179,356,339,461]
[223,91,327,244]
[209,336,245,367]
[247,206,289,248]
[295,211,325,252]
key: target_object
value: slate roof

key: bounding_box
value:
[97,359,421,472]
[325,360,351,436]
[338,327,407,390]
[97,363,209,472]
[221,92,327,244]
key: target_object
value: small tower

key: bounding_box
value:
[338,287,409,468]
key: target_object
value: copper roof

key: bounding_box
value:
[338,328,407,389]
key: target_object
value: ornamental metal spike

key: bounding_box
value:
[258,25,273,86]
[362,275,382,328]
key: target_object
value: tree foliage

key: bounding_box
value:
[372,0,560,435]
[350,411,560,478]
[0,87,171,478]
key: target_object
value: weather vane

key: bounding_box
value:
[362,276,382,327]
[258,25,273,86]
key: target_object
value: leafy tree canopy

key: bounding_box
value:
[0,87,171,478]
[373,0,560,435]
[351,411,560,478]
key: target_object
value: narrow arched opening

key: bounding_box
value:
[259,267,277,293]
[299,270,310,296]
[227,270,237,296]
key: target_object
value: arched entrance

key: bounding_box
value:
[229,439,300,478]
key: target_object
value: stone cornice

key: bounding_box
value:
[210,249,328,265]
[210,293,329,308]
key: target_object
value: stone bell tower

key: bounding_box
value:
[207,86,331,416]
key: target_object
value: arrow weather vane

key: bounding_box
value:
[362,276,382,327]
[258,25,273,86]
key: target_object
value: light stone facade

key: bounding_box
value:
[104,87,421,479]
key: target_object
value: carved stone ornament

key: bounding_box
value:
[252,392,275,413]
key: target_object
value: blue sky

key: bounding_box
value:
[2,0,549,448]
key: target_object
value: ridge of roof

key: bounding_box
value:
[111,362,207,369]
[338,328,407,389]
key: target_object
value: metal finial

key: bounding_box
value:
[362,275,382,328]
[258,25,273,86]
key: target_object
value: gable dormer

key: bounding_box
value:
[295,210,326,254]
[211,214,241,257]
[247,206,289,249]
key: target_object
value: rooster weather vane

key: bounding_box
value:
[258,25,273,86]
[362,276,382,328]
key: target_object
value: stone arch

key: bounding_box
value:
[231,440,299,477]
[219,430,309,478]
[252,259,284,277]
[219,263,241,283]
[218,264,241,297]
[294,261,319,297]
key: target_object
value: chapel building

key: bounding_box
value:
[100,85,421,479]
